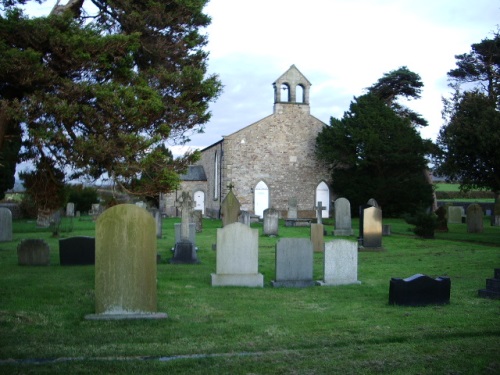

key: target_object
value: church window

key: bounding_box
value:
[296,84,305,103]
[281,83,290,102]
[214,152,219,200]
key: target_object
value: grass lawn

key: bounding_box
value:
[0,215,499,374]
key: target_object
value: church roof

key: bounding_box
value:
[180,165,207,181]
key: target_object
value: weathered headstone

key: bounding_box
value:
[447,206,464,224]
[90,203,102,220]
[310,223,324,252]
[211,222,263,287]
[318,239,360,286]
[17,239,50,266]
[0,207,13,242]
[86,204,167,319]
[170,192,199,264]
[66,202,75,217]
[288,197,298,219]
[389,274,451,306]
[36,208,51,228]
[333,197,353,236]
[190,209,203,232]
[367,198,379,207]
[466,204,484,233]
[271,238,315,287]
[238,210,251,226]
[174,223,197,247]
[59,236,95,265]
[360,206,383,249]
[314,201,326,224]
[154,209,163,239]
[263,208,279,236]
[221,188,241,227]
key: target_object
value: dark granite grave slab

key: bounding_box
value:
[478,268,500,300]
[59,236,95,265]
[389,274,451,306]
[169,241,200,264]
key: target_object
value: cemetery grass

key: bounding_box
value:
[0,217,499,374]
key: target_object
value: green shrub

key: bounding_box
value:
[404,210,437,238]
[67,185,99,213]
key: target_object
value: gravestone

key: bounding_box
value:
[36,209,51,227]
[333,197,353,236]
[59,236,95,265]
[263,208,279,236]
[174,223,197,247]
[466,204,484,233]
[66,202,75,217]
[318,239,360,286]
[435,206,448,232]
[0,207,12,242]
[170,192,199,264]
[389,274,451,306]
[271,238,315,287]
[494,203,500,226]
[314,201,326,224]
[90,204,103,220]
[221,188,241,227]
[86,204,167,319]
[238,210,251,226]
[154,209,163,239]
[310,223,324,252]
[478,268,500,299]
[288,197,298,219]
[360,206,383,249]
[135,201,147,209]
[447,206,464,224]
[191,209,203,232]
[367,198,379,207]
[17,239,50,266]
[211,222,263,287]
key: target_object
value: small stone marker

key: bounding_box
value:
[367,198,379,207]
[86,204,167,320]
[333,197,353,236]
[36,209,51,228]
[221,186,241,227]
[389,274,451,306]
[17,239,50,266]
[310,223,324,252]
[272,238,315,287]
[360,206,383,249]
[314,201,326,224]
[59,236,95,265]
[317,239,360,286]
[66,202,75,217]
[211,222,263,287]
[263,208,279,236]
[447,206,464,224]
[478,268,500,299]
[466,204,484,233]
[0,207,12,242]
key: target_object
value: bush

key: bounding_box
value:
[435,190,494,200]
[404,210,437,239]
[67,185,99,213]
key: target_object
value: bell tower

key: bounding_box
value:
[273,65,311,114]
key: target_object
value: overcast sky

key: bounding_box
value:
[24,0,500,157]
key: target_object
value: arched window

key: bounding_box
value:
[280,83,290,102]
[296,84,304,103]
[315,181,330,218]
[254,181,269,218]
[213,152,218,200]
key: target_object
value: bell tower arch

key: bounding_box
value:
[273,64,311,113]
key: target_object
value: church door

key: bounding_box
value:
[254,181,269,218]
[194,191,205,214]
[316,182,330,218]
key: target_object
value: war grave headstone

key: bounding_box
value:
[447,206,464,224]
[221,186,241,227]
[17,239,50,266]
[86,204,167,320]
[478,268,500,300]
[389,274,451,306]
[59,236,95,265]
[271,238,315,287]
[317,239,361,286]
[238,210,251,226]
[191,209,203,232]
[310,223,324,252]
[466,204,484,233]
[333,197,353,236]
[211,222,263,287]
[359,205,383,250]
[0,207,13,242]
[66,202,75,217]
[435,206,448,232]
[263,208,279,236]
[170,192,199,264]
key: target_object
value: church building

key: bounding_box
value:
[163,65,333,218]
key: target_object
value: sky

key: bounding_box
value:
[23,0,500,158]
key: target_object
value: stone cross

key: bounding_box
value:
[176,192,194,242]
[314,201,326,224]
